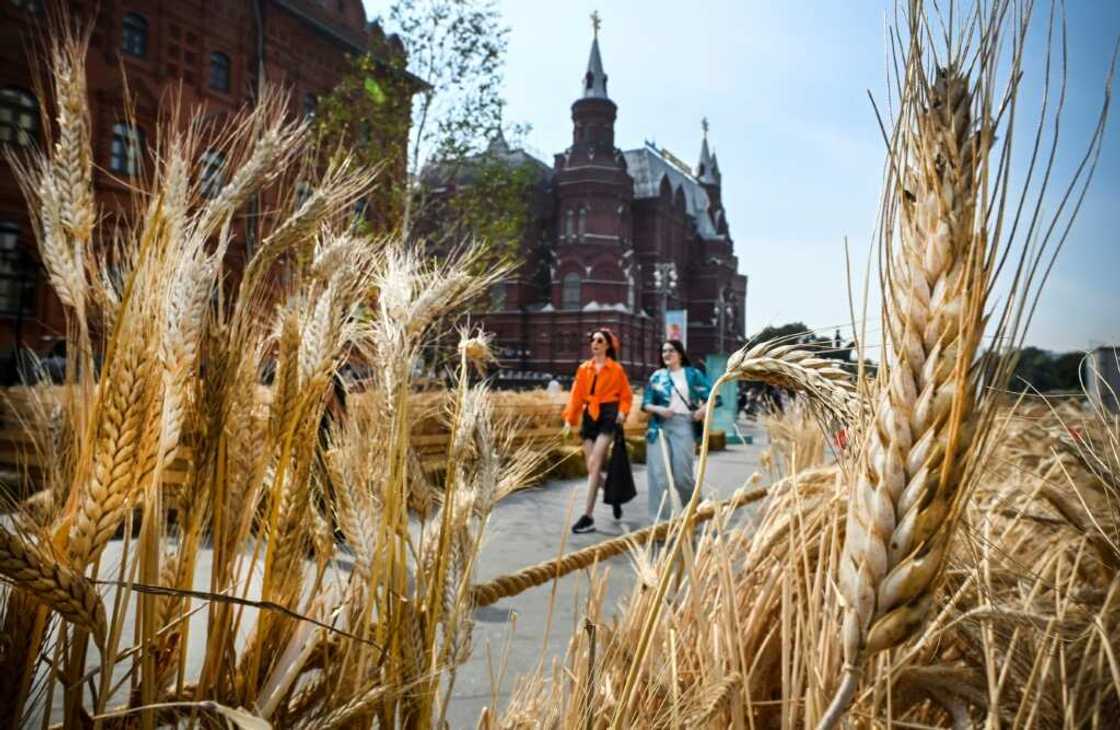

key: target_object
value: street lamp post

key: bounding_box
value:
[651,261,678,341]
[710,289,734,355]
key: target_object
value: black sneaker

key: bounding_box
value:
[572,515,595,533]
[612,503,623,520]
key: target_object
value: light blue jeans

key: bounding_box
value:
[647,414,698,522]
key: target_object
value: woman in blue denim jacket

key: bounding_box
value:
[641,340,711,522]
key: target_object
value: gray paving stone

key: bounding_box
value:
[444,420,769,727]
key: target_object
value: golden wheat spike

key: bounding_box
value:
[0,529,107,648]
[820,62,991,729]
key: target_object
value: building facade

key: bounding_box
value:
[0,0,414,357]
[429,27,747,384]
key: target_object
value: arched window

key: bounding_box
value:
[209,52,231,92]
[0,221,30,315]
[121,13,148,57]
[0,87,38,146]
[578,207,587,239]
[564,209,574,240]
[562,273,581,310]
[109,123,144,176]
[200,149,226,198]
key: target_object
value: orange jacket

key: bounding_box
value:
[563,358,633,426]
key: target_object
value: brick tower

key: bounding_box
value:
[551,13,635,314]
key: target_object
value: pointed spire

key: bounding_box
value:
[697,117,717,183]
[583,11,609,99]
[486,128,510,155]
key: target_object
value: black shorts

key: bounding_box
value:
[580,402,619,441]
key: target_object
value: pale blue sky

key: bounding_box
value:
[368,1,1119,353]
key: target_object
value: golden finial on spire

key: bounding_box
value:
[591,10,602,38]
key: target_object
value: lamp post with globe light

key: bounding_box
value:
[710,288,735,355]
[651,261,678,342]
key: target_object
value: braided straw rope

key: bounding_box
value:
[469,486,768,608]
[725,341,862,425]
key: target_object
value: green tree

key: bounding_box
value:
[315,44,416,230]
[749,322,814,346]
[1008,347,1087,393]
[1053,351,1086,391]
[318,0,530,249]
[439,152,539,266]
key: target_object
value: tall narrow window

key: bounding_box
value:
[303,93,317,120]
[0,221,30,315]
[564,209,574,240]
[208,52,231,92]
[121,13,148,57]
[109,123,144,176]
[0,88,38,146]
[562,273,581,310]
[578,207,587,239]
[200,149,226,198]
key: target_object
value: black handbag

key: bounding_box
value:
[602,429,636,507]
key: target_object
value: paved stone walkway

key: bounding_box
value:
[446,420,770,727]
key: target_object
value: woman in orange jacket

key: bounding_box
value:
[563,328,633,533]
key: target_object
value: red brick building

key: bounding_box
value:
[427,27,748,384]
[0,0,416,360]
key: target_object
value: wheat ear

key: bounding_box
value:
[820,65,989,728]
[726,341,863,424]
[66,337,156,567]
[0,529,107,648]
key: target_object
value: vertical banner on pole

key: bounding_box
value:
[664,309,687,346]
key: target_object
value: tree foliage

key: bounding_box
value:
[315,46,414,230]
[318,0,531,251]
[388,0,509,166]
[749,323,853,363]
[1008,347,1086,393]
[434,152,541,266]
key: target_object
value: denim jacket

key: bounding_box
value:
[642,366,711,443]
